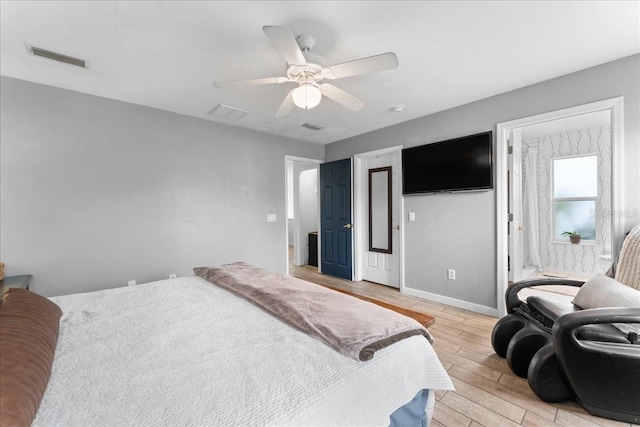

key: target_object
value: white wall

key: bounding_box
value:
[299,169,318,264]
[325,54,639,310]
[0,76,324,297]
[292,163,319,266]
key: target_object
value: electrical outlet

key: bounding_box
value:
[128,280,136,287]
[169,274,177,279]
[267,213,277,222]
[447,269,456,280]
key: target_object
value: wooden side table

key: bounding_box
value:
[1,275,32,295]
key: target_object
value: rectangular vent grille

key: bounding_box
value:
[27,44,87,68]
[209,104,248,121]
[302,122,325,131]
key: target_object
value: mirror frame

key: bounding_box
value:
[368,166,392,254]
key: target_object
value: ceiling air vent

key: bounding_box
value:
[26,44,87,68]
[302,122,325,131]
[208,104,248,121]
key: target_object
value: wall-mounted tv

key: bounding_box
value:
[402,131,493,195]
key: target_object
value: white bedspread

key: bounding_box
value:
[34,276,453,426]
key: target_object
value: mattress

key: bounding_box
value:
[34,276,453,426]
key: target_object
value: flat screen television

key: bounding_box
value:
[402,131,493,194]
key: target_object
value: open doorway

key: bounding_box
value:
[496,97,624,317]
[508,111,613,284]
[285,156,321,275]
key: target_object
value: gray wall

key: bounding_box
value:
[0,76,324,297]
[325,54,640,310]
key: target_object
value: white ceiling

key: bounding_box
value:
[1,1,638,145]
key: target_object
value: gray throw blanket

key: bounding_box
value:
[194,262,432,361]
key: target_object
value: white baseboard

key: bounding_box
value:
[402,286,499,318]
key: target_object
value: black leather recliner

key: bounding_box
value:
[491,244,640,423]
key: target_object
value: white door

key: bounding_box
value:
[508,129,525,283]
[362,151,401,287]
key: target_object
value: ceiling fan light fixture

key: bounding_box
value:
[213,26,398,116]
[292,83,321,110]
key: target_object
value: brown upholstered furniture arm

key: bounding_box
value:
[0,289,62,427]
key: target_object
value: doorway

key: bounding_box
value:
[354,146,403,288]
[285,156,322,276]
[496,97,624,317]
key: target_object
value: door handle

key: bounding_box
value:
[518,225,525,231]
[343,223,352,229]
[392,225,400,230]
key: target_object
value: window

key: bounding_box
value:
[553,155,598,241]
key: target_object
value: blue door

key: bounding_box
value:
[320,159,353,280]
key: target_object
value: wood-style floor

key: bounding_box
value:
[289,263,635,427]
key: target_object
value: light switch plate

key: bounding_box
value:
[409,212,416,222]
[267,213,277,222]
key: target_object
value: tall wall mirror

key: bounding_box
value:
[369,166,392,254]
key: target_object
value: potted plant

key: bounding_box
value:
[562,231,582,244]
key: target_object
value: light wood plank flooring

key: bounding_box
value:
[289,263,635,427]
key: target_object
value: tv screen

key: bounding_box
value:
[402,131,493,194]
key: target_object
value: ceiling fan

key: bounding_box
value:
[213,26,399,117]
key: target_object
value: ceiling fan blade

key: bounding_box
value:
[275,89,296,117]
[323,52,399,80]
[263,26,307,66]
[319,84,365,111]
[213,76,289,88]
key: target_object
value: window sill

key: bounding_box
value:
[552,240,601,247]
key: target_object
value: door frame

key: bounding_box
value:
[284,155,323,275]
[353,145,404,288]
[508,128,524,284]
[495,97,624,318]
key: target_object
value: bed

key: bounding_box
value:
[1,263,453,426]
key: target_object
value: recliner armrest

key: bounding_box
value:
[554,307,640,330]
[506,278,585,313]
[552,307,640,422]
[554,308,640,347]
